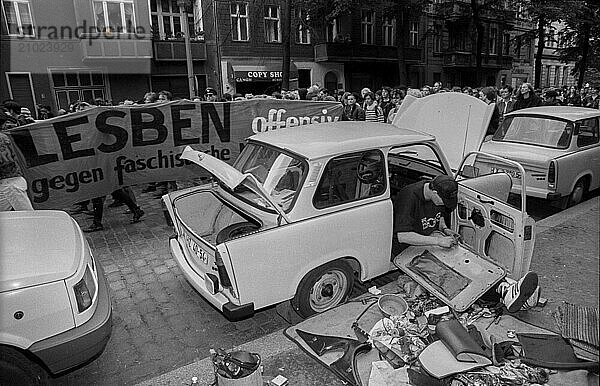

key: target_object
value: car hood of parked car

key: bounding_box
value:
[180,146,291,223]
[0,210,83,292]
[481,139,567,165]
[392,93,494,171]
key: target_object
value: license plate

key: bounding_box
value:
[184,234,209,264]
[490,166,521,179]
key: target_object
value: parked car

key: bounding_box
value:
[0,210,112,385]
[163,93,535,320]
[480,107,600,208]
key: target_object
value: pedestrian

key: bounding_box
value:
[513,82,542,111]
[479,87,500,136]
[564,85,581,106]
[392,175,541,313]
[583,86,599,109]
[204,87,218,102]
[341,93,365,121]
[542,89,562,106]
[83,189,145,232]
[496,85,515,122]
[379,87,395,123]
[363,92,384,123]
[0,106,34,211]
[432,81,443,94]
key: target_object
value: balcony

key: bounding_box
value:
[442,51,513,69]
[433,0,515,23]
[314,43,401,63]
[152,39,206,61]
[80,33,152,60]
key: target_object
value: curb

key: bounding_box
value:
[535,196,599,234]
[136,329,296,385]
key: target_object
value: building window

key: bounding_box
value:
[264,5,281,43]
[50,70,106,111]
[93,0,136,33]
[545,65,551,87]
[327,18,343,42]
[489,27,497,54]
[545,28,556,48]
[361,10,374,45]
[503,33,510,55]
[383,17,395,46]
[230,2,249,41]
[296,8,310,44]
[409,21,419,47]
[2,0,34,36]
[563,66,569,85]
[433,25,442,53]
[151,0,198,40]
[554,65,560,86]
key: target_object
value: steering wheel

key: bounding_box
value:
[357,151,384,184]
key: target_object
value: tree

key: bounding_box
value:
[555,1,600,88]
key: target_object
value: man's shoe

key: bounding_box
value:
[83,223,104,233]
[130,208,145,223]
[107,200,124,208]
[141,185,156,193]
[499,272,538,313]
[520,286,541,311]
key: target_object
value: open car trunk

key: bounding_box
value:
[394,152,535,312]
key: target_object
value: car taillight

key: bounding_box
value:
[74,266,96,312]
[548,161,556,189]
[214,249,233,290]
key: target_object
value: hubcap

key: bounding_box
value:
[309,270,348,312]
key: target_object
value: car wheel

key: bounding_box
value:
[0,347,49,385]
[568,178,587,207]
[292,260,354,318]
[216,222,259,244]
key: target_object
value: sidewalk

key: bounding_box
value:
[138,197,599,386]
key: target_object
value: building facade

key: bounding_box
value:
[1,0,212,117]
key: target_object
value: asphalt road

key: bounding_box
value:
[50,187,598,385]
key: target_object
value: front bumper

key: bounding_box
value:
[29,263,113,375]
[169,236,254,321]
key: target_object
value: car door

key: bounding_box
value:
[456,151,535,280]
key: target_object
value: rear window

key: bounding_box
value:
[493,116,573,149]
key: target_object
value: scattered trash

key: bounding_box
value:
[211,348,262,385]
[368,286,382,295]
[507,329,516,339]
[269,374,288,386]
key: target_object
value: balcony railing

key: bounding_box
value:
[442,51,513,68]
[314,42,417,63]
[152,39,206,61]
[80,33,152,60]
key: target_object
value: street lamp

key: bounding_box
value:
[177,0,195,99]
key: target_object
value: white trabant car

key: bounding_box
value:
[480,107,600,208]
[163,93,536,320]
[0,210,112,384]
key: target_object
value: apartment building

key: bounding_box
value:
[1,0,212,117]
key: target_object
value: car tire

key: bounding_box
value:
[568,178,587,207]
[216,222,259,244]
[0,346,49,385]
[292,260,354,318]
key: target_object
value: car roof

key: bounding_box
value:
[248,121,434,160]
[506,106,600,121]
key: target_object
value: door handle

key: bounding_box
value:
[477,195,494,205]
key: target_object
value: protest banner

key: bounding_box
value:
[7,99,343,209]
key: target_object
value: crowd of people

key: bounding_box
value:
[1,81,598,223]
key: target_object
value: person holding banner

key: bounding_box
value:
[83,191,145,232]
[0,120,34,211]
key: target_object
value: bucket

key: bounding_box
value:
[213,350,262,386]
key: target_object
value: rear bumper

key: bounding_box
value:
[29,263,113,375]
[169,236,254,321]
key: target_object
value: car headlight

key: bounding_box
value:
[73,266,96,312]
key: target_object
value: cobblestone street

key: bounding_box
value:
[53,186,290,385]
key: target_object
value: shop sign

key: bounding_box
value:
[235,71,283,82]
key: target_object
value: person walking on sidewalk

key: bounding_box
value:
[392,175,540,313]
[83,189,145,232]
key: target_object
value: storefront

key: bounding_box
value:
[223,62,299,96]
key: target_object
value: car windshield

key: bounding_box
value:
[493,116,573,149]
[231,143,307,212]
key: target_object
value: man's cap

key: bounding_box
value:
[205,87,217,95]
[430,175,458,210]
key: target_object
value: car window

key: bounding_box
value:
[577,118,599,147]
[232,142,307,212]
[388,144,445,199]
[494,116,573,149]
[313,150,386,209]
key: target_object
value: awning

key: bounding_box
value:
[228,63,298,83]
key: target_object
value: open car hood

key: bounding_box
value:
[392,93,494,171]
[180,146,290,223]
